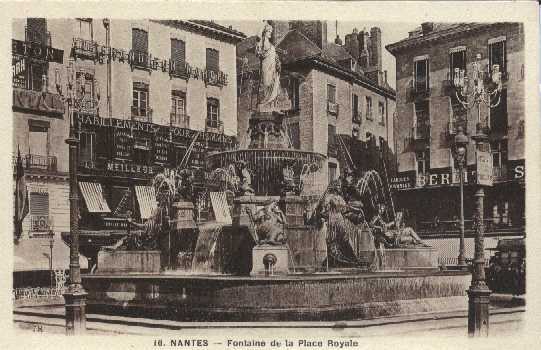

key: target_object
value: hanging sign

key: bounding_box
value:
[476,150,493,186]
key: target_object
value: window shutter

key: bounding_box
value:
[132,29,148,53]
[30,192,49,216]
[171,39,186,72]
[206,48,219,72]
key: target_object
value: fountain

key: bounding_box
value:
[82,21,470,322]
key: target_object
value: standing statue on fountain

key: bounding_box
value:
[255,21,281,113]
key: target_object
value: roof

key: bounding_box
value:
[153,20,246,44]
[386,22,499,55]
[237,28,395,99]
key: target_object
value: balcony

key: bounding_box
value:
[169,61,189,79]
[14,154,58,173]
[410,80,430,101]
[30,215,50,232]
[131,106,152,123]
[170,113,189,129]
[327,101,339,116]
[205,120,224,133]
[492,166,508,183]
[72,38,98,61]
[130,50,150,71]
[413,122,430,140]
[25,27,51,47]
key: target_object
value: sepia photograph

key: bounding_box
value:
[5,1,540,348]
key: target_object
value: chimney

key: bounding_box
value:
[421,22,434,35]
[370,27,382,71]
[344,31,359,58]
[293,20,327,49]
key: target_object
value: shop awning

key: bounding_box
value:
[210,191,232,224]
[135,186,157,220]
[14,235,88,272]
[79,182,111,213]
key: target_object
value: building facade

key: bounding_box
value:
[12,18,244,264]
[386,22,525,237]
[237,21,396,185]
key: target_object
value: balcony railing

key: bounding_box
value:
[205,120,224,133]
[131,106,152,123]
[25,27,51,47]
[170,113,189,128]
[352,112,362,124]
[327,101,339,115]
[327,141,338,158]
[72,38,98,60]
[13,154,58,173]
[30,215,49,232]
[130,50,150,70]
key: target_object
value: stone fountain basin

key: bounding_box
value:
[82,269,470,322]
[207,148,326,196]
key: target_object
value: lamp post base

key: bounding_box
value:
[467,284,491,337]
[63,286,88,335]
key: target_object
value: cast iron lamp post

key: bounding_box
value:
[55,58,100,335]
[454,53,502,336]
[453,127,468,270]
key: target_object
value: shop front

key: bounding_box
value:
[69,113,236,265]
[391,161,525,238]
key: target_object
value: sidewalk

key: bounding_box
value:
[13,295,525,336]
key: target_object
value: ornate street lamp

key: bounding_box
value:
[55,58,100,335]
[453,127,468,270]
[454,53,502,336]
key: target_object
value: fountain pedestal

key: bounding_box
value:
[251,244,289,276]
[171,201,196,230]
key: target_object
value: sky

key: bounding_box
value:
[219,20,419,89]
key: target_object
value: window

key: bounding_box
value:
[328,163,337,184]
[414,101,430,139]
[171,38,186,76]
[489,88,507,133]
[365,96,373,120]
[327,124,336,157]
[75,18,93,40]
[449,47,466,80]
[29,123,48,157]
[489,38,506,74]
[352,94,360,122]
[414,57,429,92]
[327,84,336,103]
[416,150,429,175]
[132,28,149,68]
[289,78,300,111]
[287,122,300,149]
[490,141,507,169]
[132,82,149,121]
[79,132,95,164]
[378,102,385,125]
[206,48,220,72]
[30,192,49,232]
[171,90,187,127]
[26,18,48,45]
[206,98,220,129]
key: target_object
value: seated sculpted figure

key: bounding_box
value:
[235,160,255,196]
[370,204,428,248]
